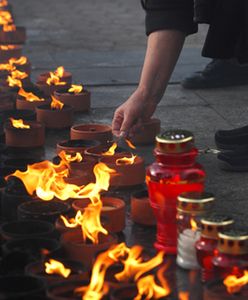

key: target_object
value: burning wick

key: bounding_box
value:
[46,72,66,86]
[51,95,64,110]
[125,139,136,149]
[116,154,137,165]
[68,84,83,94]
[59,150,83,164]
[7,75,22,88]
[0,11,13,25]
[10,118,30,129]
[0,45,17,50]
[54,66,65,78]
[45,259,71,278]
[0,0,8,8]
[102,142,118,156]
[223,270,248,294]
[18,87,45,102]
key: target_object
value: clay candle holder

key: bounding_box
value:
[204,279,248,300]
[72,196,126,233]
[0,25,26,44]
[56,139,100,156]
[25,259,88,286]
[37,66,72,85]
[0,93,14,110]
[17,200,71,224]
[16,87,50,110]
[131,190,156,226]
[0,44,22,62]
[130,118,161,145]
[0,220,55,241]
[4,119,45,147]
[100,153,146,187]
[0,275,46,300]
[70,123,112,144]
[61,229,117,267]
[36,96,73,129]
[54,84,91,112]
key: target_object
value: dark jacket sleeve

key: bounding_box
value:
[142,0,197,36]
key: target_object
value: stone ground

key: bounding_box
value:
[11,0,248,226]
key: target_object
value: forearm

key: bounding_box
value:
[137,30,186,103]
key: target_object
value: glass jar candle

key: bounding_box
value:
[146,130,206,254]
[212,229,248,279]
[195,214,234,282]
[176,191,215,269]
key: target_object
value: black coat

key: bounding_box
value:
[142,0,248,63]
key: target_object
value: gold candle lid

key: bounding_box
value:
[217,229,248,255]
[177,191,215,214]
[201,214,234,239]
[155,130,194,154]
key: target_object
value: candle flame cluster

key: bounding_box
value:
[18,87,45,102]
[46,66,67,86]
[50,95,64,110]
[68,84,83,94]
[0,0,8,8]
[74,242,170,300]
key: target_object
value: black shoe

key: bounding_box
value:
[215,125,248,152]
[181,59,248,89]
[218,151,248,172]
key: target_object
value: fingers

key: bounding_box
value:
[112,110,124,137]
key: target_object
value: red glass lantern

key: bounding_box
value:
[212,230,248,279]
[195,214,234,282]
[146,130,205,254]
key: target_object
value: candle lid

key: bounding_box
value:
[155,129,194,153]
[177,191,215,214]
[218,229,248,255]
[201,214,234,239]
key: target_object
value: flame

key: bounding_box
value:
[3,24,16,32]
[54,66,65,78]
[9,56,27,65]
[11,69,28,79]
[134,274,170,300]
[178,291,189,300]
[45,259,71,278]
[0,11,13,25]
[0,62,14,71]
[10,118,30,129]
[51,95,64,110]
[223,270,248,294]
[75,243,129,300]
[46,72,66,86]
[0,0,8,7]
[116,154,137,166]
[68,84,83,94]
[190,218,198,231]
[102,143,117,156]
[115,246,164,282]
[59,150,83,164]
[125,139,136,149]
[0,45,17,50]
[18,88,45,102]
[61,163,115,244]
[7,75,22,87]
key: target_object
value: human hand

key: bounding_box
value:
[112,89,158,137]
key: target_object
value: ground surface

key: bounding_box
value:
[6,1,248,298]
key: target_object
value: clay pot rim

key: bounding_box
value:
[100,153,144,166]
[54,88,90,96]
[61,229,117,248]
[131,189,149,200]
[17,96,50,103]
[35,81,70,88]
[0,220,54,237]
[54,154,96,165]
[57,139,100,150]
[4,120,45,130]
[36,103,73,111]
[18,200,71,216]
[72,196,125,211]
[71,123,112,135]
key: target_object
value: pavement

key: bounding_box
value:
[10,0,248,226]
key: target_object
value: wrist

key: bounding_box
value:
[136,85,162,104]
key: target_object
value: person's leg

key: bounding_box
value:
[182,0,248,89]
